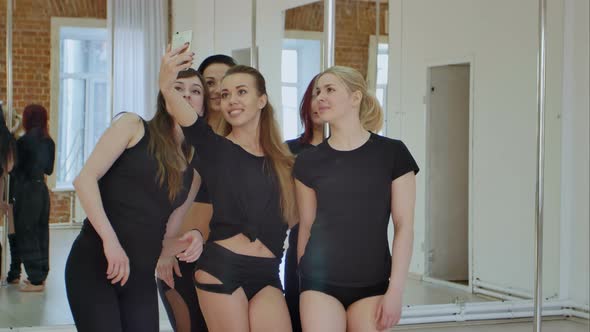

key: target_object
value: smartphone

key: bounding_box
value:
[171,30,193,53]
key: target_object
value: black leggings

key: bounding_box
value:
[157,260,208,332]
[300,277,389,310]
[65,229,159,332]
[9,179,50,285]
[194,242,283,300]
[284,224,301,332]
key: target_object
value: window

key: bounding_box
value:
[375,43,389,116]
[281,49,299,140]
[55,26,109,189]
[368,37,389,136]
[281,34,322,141]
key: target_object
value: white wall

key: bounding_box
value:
[561,0,589,306]
[389,0,564,296]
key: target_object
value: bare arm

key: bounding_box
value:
[295,179,317,263]
[157,170,204,288]
[388,171,416,294]
[159,44,197,127]
[164,170,201,239]
[160,169,203,257]
[375,171,416,330]
[182,202,213,240]
[73,113,142,285]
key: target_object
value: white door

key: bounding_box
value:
[427,64,470,283]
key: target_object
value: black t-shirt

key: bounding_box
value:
[194,182,210,203]
[182,117,288,257]
[13,130,55,181]
[293,133,419,286]
[286,136,315,155]
[285,136,316,247]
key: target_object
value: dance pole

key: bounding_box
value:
[533,0,547,330]
[250,0,258,69]
[322,0,335,139]
[2,0,14,286]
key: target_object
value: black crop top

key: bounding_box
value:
[182,117,288,257]
[293,133,419,286]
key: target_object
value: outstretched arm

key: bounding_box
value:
[159,44,197,127]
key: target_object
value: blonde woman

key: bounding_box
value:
[294,66,418,331]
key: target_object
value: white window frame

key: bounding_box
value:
[282,30,323,138]
[367,35,389,136]
[49,17,107,191]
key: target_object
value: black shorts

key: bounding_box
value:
[194,242,283,300]
[300,277,389,309]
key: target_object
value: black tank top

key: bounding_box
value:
[81,119,193,270]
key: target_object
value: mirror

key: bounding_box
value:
[0,0,109,327]
[276,0,588,329]
[1,0,588,331]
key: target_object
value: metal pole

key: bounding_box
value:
[2,0,14,286]
[533,0,547,330]
[322,0,335,139]
[250,0,258,69]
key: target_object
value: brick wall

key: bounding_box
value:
[285,0,388,79]
[0,0,106,223]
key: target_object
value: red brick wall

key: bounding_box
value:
[285,0,388,79]
[0,0,106,223]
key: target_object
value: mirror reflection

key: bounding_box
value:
[0,0,588,331]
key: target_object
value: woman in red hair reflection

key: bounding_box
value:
[7,104,55,292]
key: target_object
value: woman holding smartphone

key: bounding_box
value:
[156,54,237,332]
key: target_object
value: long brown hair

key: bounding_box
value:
[318,66,383,133]
[150,68,209,201]
[220,65,297,224]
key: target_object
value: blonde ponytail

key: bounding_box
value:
[320,66,384,133]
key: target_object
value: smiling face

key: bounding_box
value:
[314,73,361,125]
[220,73,267,129]
[173,76,205,116]
[203,63,231,113]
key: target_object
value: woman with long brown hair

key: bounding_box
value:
[156,54,237,332]
[65,67,206,332]
[160,45,295,331]
[7,104,55,292]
